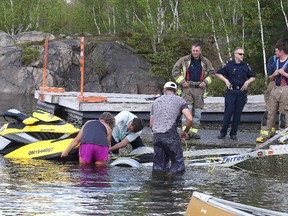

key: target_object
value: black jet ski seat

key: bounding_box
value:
[2,109,29,123]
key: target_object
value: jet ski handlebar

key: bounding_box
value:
[1,109,29,123]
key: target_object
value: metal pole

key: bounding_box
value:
[80,37,85,97]
[42,37,49,88]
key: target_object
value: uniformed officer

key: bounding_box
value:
[172,43,215,139]
[216,47,256,140]
[262,40,288,141]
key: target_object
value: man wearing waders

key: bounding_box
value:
[261,40,288,143]
[150,82,192,174]
[172,43,214,139]
[256,55,279,143]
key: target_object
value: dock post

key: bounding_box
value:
[39,36,65,97]
[77,37,107,103]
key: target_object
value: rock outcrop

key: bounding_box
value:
[0,31,164,95]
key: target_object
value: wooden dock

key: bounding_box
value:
[34,90,265,125]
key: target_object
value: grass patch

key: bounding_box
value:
[20,46,41,66]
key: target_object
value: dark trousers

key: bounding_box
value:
[152,133,185,174]
[220,89,247,136]
[111,136,144,154]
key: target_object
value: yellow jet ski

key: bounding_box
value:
[0,109,80,160]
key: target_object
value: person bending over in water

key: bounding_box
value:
[61,112,115,165]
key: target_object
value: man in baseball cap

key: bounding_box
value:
[149,81,192,174]
[163,81,178,91]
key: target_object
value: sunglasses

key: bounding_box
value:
[237,53,245,56]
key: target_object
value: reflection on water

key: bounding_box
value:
[0,94,36,115]
[0,94,288,215]
[78,165,111,188]
[1,157,288,215]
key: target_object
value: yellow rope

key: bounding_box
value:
[182,139,216,173]
[207,157,216,173]
[182,140,189,161]
[231,165,266,176]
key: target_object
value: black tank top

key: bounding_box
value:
[81,120,108,146]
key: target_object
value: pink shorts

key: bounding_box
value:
[79,144,109,163]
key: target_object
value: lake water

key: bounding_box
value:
[0,94,288,215]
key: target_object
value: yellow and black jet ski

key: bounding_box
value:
[0,109,80,160]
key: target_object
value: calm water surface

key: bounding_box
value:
[0,94,288,215]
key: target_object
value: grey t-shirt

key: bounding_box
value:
[151,94,188,134]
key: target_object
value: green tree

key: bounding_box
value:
[0,0,288,94]
[0,0,41,35]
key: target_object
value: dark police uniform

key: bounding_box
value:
[217,60,255,137]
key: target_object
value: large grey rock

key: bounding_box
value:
[13,31,55,45]
[0,31,14,47]
[0,47,22,69]
[0,66,55,94]
[0,31,164,95]
[79,42,163,94]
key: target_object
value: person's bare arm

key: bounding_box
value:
[216,73,232,89]
[181,108,193,140]
[109,137,129,152]
[241,77,255,91]
[103,123,112,145]
[61,128,83,157]
[279,68,288,78]
[150,114,154,128]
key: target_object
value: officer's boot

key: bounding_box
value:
[256,130,270,143]
[190,128,200,139]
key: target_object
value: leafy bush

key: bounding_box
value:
[207,77,226,97]
[247,74,268,95]
[20,46,40,66]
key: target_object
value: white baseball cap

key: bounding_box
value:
[163,81,177,90]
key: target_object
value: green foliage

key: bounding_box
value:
[36,0,71,34]
[247,74,268,95]
[126,32,153,54]
[127,32,193,80]
[20,46,40,66]
[207,78,226,97]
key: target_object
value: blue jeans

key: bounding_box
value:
[220,89,247,136]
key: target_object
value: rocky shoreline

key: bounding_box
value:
[0,31,163,95]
